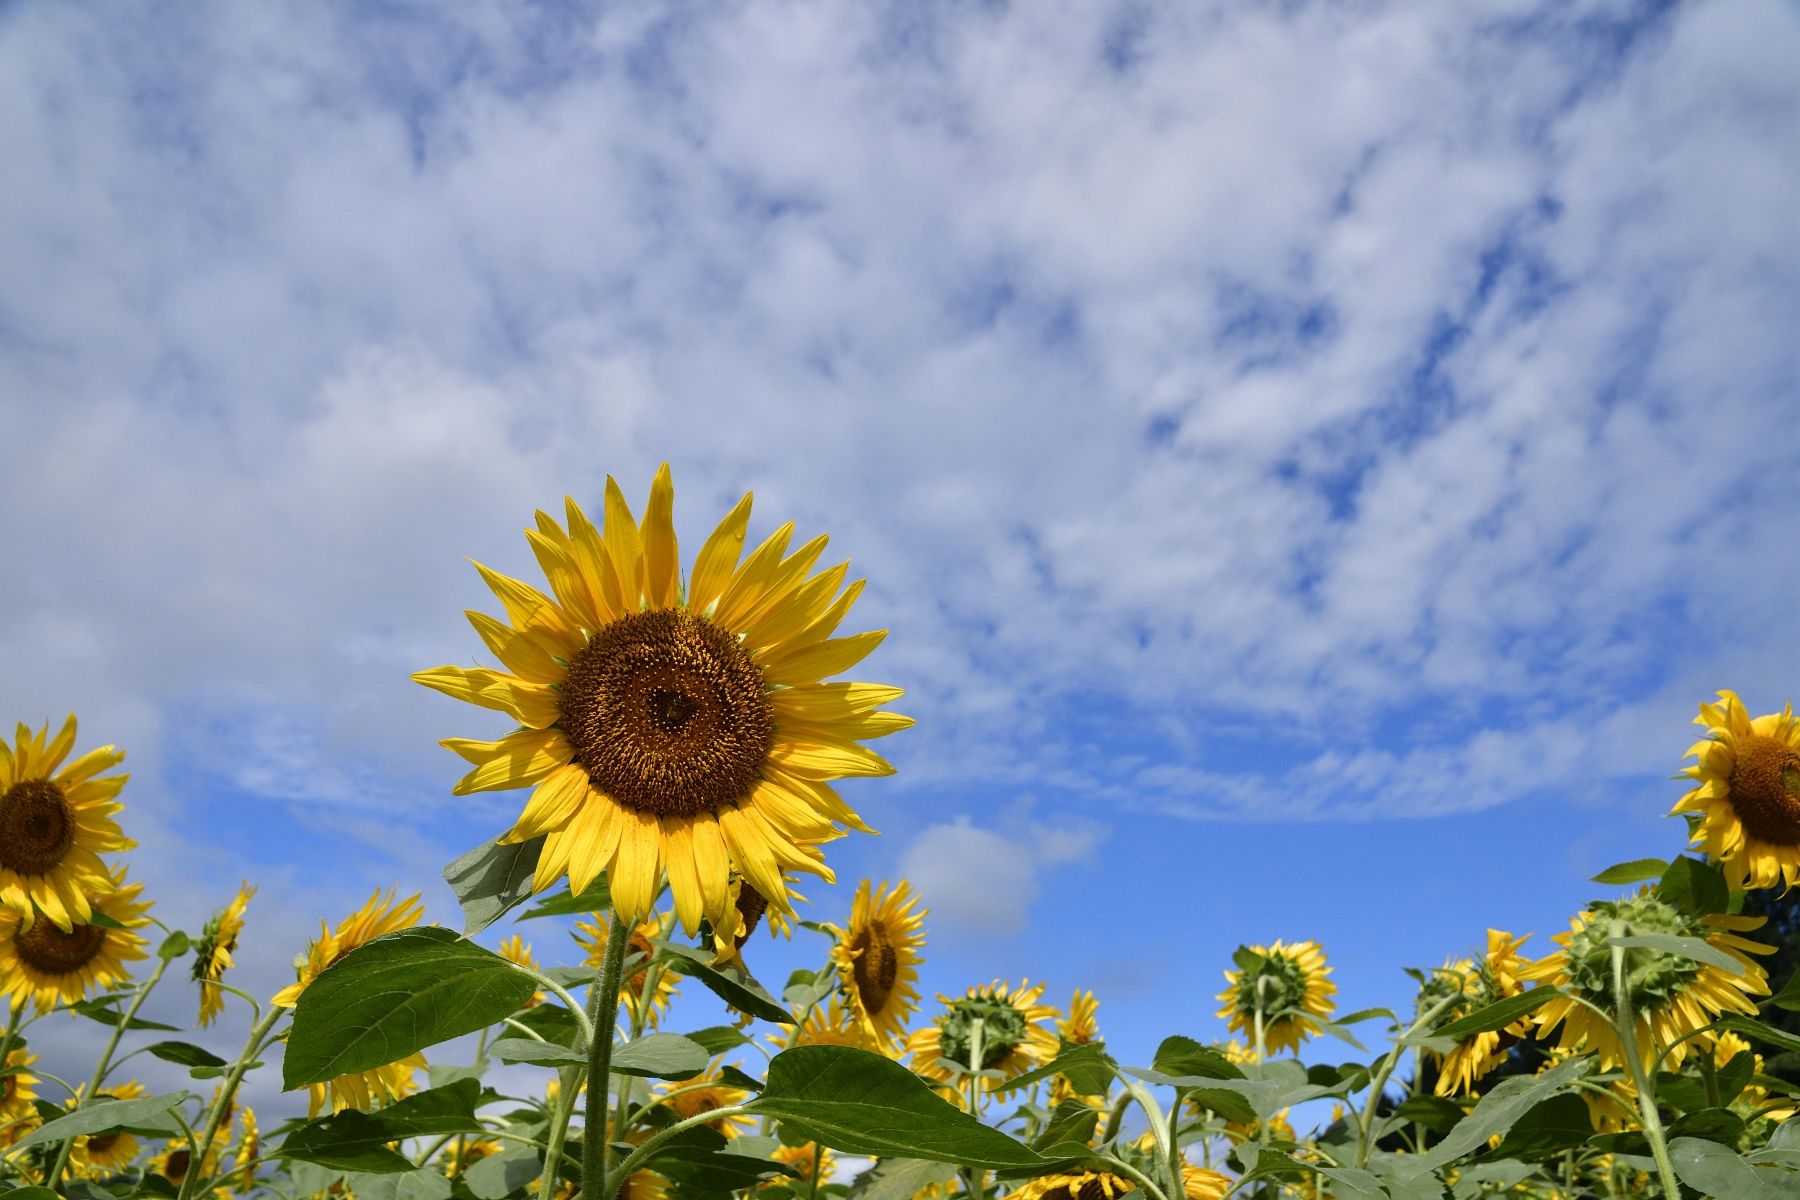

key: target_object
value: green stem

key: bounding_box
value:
[538,1067,583,1200]
[1611,943,1681,1200]
[1353,991,1460,1170]
[178,1001,286,1200]
[1698,1050,1721,1109]
[579,915,631,1199]
[1097,1154,1170,1200]
[48,954,171,1186]
[606,1102,755,1194]
[0,1001,24,1071]
[965,1018,987,1200]
[509,963,596,1049]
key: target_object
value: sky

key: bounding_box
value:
[2,0,1798,1126]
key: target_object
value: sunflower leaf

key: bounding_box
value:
[1591,857,1670,885]
[1001,1043,1117,1096]
[1720,1015,1800,1054]
[1657,856,1728,916]
[1404,1054,1589,1174]
[283,928,539,1089]
[519,874,611,920]
[488,1037,583,1066]
[1766,968,1800,1013]
[1609,934,1745,976]
[746,1046,1048,1168]
[143,1041,227,1069]
[610,1032,711,1079]
[1425,986,1563,1042]
[655,942,790,1023]
[338,1169,455,1200]
[443,835,544,936]
[1670,1137,1798,1200]
[9,1092,192,1150]
[66,998,181,1032]
[464,1149,541,1200]
[685,1025,754,1055]
[1150,1035,1244,1080]
[278,1081,483,1173]
[847,1157,958,1200]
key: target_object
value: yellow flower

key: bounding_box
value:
[1,1046,39,1143]
[617,1166,669,1200]
[771,1142,836,1187]
[0,714,135,932]
[413,465,910,928]
[1427,930,1531,1097]
[71,1079,147,1174]
[1671,690,1800,891]
[1216,940,1336,1057]
[656,1061,753,1137]
[443,1136,502,1177]
[907,980,1060,1096]
[1181,1166,1231,1200]
[1521,887,1771,1072]
[770,995,880,1052]
[496,935,544,1008]
[829,879,926,1050]
[575,914,677,1027]
[0,865,150,1012]
[235,1105,260,1191]
[1007,1170,1137,1200]
[195,881,255,1027]
[1058,989,1100,1046]
[271,888,428,1115]
[150,1132,225,1190]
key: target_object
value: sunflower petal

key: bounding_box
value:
[761,630,887,687]
[640,463,680,610]
[691,492,753,614]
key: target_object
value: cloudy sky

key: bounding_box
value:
[2,0,1796,1120]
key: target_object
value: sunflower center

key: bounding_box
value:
[163,1148,191,1183]
[86,1131,122,1155]
[1565,894,1704,1013]
[938,996,1029,1070]
[559,610,773,818]
[734,882,769,948]
[15,918,108,975]
[0,779,76,875]
[1053,1177,1134,1200]
[850,921,899,1015]
[1728,734,1800,844]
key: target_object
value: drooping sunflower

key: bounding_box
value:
[907,980,1060,1096]
[655,1061,754,1137]
[1671,690,1800,891]
[496,935,544,1009]
[194,881,255,1027]
[0,714,135,932]
[413,465,911,929]
[0,865,150,1012]
[1520,887,1772,1072]
[829,878,925,1049]
[575,913,677,1027]
[1426,929,1532,1097]
[271,888,428,1115]
[70,1078,146,1174]
[1215,939,1336,1057]
[1,1046,39,1141]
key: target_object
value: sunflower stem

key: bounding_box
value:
[579,912,631,1200]
[606,1102,755,1194]
[1353,991,1459,1171]
[1610,943,1682,1200]
[965,1017,987,1200]
[47,952,171,1187]
[539,1067,583,1200]
[177,999,285,1200]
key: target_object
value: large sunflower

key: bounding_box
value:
[1427,929,1531,1097]
[414,465,910,929]
[1215,939,1336,1057]
[71,1078,146,1175]
[0,866,150,1012]
[0,714,135,932]
[194,881,255,1027]
[907,980,1060,1096]
[829,878,925,1049]
[1671,690,1800,891]
[272,889,428,1115]
[1520,887,1772,1072]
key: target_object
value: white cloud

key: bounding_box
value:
[900,813,1108,939]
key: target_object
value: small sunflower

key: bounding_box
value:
[0,865,150,1012]
[1058,988,1100,1046]
[1521,887,1772,1072]
[150,1133,225,1190]
[272,888,428,1115]
[496,935,544,1008]
[906,980,1060,1096]
[829,878,925,1050]
[413,464,912,929]
[1671,690,1800,891]
[235,1105,260,1191]
[575,913,677,1027]
[71,1079,146,1174]
[1008,1170,1138,1200]
[1709,1030,1795,1123]
[194,881,255,1027]
[1215,940,1336,1057]
[0,714,135,932]
[1,1046,40,1140]
[1426,929,1531,1097]
[656,1061,753,1137]
[770,995,879,1052]
[771,1142,836,1187]
[443,1136,502,1177]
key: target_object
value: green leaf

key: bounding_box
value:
[655,942,789,1024]
[1409,1054,1589,1173]
[465,1149,541,1200]
[1309,1167,1384,1198]
[746,1046,1046,1168]
[1031,1098,1100,1154]
[1766,968,1800,1013]
[1722,1015,1800,1054]
[1487,1093,1593,1161]
[519,874,611,920]
[10,1092,191,1150]
[143,1041,227,1070]
[783,968,838,1010]
[1609,934,1745,976]
[66,999,181,1031]
[1393,1095,1466,1135]
[283,927,538,1089]
[339,1169,455,1200]
[0,1189,62,1200]
[846,1158,958,1200]
[1002,1044,1117,1096]
[1658,855,1729,916]
[1428,987,1563,1042]
[1150,1035,1245,1080]
[443,835,545,936]
[278,1081,483,1173]
[685,1025,753,1056]
[611,1033,711,1080]
[1670,1136,1797,1200]
[643,1126,793,1188]
[157,931,191,959]
[1591,857,1669,885]
[509,1003,583,1048]
[488,1037,583,1066]
[1668,1107,1747,1147]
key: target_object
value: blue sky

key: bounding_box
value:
[2,0,1797,1121]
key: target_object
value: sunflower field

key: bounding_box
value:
[3,466,1799,1200]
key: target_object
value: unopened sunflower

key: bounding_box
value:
[194,881,255,1027]
[656,1061,753,1137]
[1216,939,1336,1057]
[830,878,925,1049]
[1426,929,1531,1097]
[70,1079,146,1175]
[0,714,134,932]
[1521,887,1772,1072]
[1672,690,1800,891]
[272,888,428,1114]
[414,464,911,928]
[0,865,150,1012]
[907,979,1060,1096]
[576,913,677,1027]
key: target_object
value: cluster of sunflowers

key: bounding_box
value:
[2,467,1797,1200]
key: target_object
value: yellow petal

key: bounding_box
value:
[661,818,704,934]
[688,818,732,921]
[639,462,680,610]
[610,810,662,922]
[451,729,572,794]
[505,764,592,839]
[769,739,895,780]
[602,477,645,609]
[526,529,601,632]
[464,610,566,685]
[712,522,795,628]
[41,714,78,776]
[761,630,888,687]
[566,495,628,623]
[471,562,582,651]
[742,562,848,653]
[691,492,753,614]
[716,804,783,903]
[413,666,562,728]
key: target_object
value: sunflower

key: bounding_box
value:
[617,1166,670,1200]
[772,1142,836,1188]
[1426,930,1531,1097]
[1215,940,1336,1057]
[1520,887,1772,1072]
[442,1136,502,1177]
[1180,1166,1231,1200]
[413,464,911,929]
[497,935,544,1009]
[235,1105,260,1191]
[575,913,677,1027]
[150,1133,224,1190]
[656,1061,754,1137]
[770,995,879,1052]
[193,881,255,1028]
[271,889,428,1115]
[1008,1170,1138,1200]
[1708,1030,1796,1123]
[712,845,825,967]
[1,1046,39,1141]
[0,714,135,932]
[907,980,1060,1096]
[0,865,150,1012]
[829,879,925,1049]
[70,1078,146,1174]
[1672,690,1800,891]
[1058,989,1100,1046]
